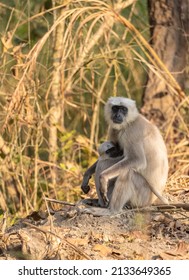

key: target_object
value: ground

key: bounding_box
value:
[0,186,189,260]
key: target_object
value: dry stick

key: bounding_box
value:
[155,203,189,212]
[0,2,25,16]
[43,196,54,231]
[33,125,39,208]
[110,204,189,218]
[44,197,75,206]
[125,203,189,214]
[23,221,91,260]
[0,211,7,234]
[0,135,10,156]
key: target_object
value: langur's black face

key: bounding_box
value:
[111,105,128,124]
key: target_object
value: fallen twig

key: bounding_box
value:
[44,197,75,206]
[155,203,189,212]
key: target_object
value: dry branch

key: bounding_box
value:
[155,203,189,212]
[44,197,75,206]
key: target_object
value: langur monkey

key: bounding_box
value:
[81,141,123,195]
[81,97,169,216]
[95,141,124,207]
[81,141,123,207]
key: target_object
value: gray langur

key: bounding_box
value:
[95,141,124,207]
[81,141,123,194]
[81,97,169,216]
[81,141,123,207]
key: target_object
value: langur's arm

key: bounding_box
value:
[81,161,98,194]
[99,144,146,204]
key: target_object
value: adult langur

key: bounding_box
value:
[81,97,169,216]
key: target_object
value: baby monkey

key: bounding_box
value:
[95,141,124,207]
[81,141,123,207]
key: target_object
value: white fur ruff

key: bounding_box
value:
[104,97,139,128]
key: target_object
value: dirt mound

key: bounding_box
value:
[1,193,189,260]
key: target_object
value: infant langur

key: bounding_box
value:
[81,97,169,216]
[95,141,124,207]
[81,141,123,207]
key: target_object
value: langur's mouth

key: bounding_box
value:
[112,118,123,124]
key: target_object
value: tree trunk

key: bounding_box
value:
[142,0,189,126]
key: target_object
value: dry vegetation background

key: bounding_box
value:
[0,0,189,260]
[0,0,154,215]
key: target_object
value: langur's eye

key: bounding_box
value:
[122,107,128,113]
[106,147,116,154]
[112,106,119,112]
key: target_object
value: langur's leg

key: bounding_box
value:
[109,171,133,213]
[95,158,120,207]
[129,172,153,207]
[99,163,122,206]
[130,172,168,206]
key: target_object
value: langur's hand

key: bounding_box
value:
[81,173,91,194]
[81,184,90,194]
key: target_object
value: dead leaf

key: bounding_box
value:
[112,249,121,256]
[159,252,178,260]
[90,232,103,241]
[114,235,125,243]
[162,241,189,260]
[124,230,149,242]
[92,244,112,256]
[176,241,189,255]
[66,237,88,246]
[153,214,165,222]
